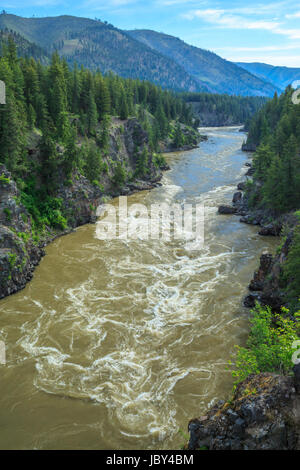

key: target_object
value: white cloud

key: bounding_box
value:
[82,0,136,10]
[183,6,300,39]
[215,44,300,52]
[286,11,300,18]
[275,27,300,39]
[225,54,300,67]
[183,8,281,31]
[0,0,61,6]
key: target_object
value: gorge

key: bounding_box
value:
[0,127,278,449]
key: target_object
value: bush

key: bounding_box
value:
[21,184,68,231]
[112,162,126,187]
[153,153,167,169]
[283,221,300,303]
[229,304,300,384]
[0,173,11,184]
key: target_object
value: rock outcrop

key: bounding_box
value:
[218,205,237,215]
[0,164,103,299]
[204,144,300,451]
[244,234,293,310]
[0,117,168,299]
[188,372,300,450]
[242,142,257,152]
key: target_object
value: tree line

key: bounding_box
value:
[245,87,300,213]
[245,86,300,307]
[180,92,268,126]
[0,35,194,230]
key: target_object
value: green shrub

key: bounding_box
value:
[112,162,127,187]
[21,185,68,232]
[153,153,167,169]
[229,304,300,384]
[3,208,12,221]
[0,173,11,184]
[283,221,300,304]
[8,252,17,269]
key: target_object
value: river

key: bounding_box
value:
[0,127,277,450]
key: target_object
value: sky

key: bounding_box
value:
[1,0,300,67]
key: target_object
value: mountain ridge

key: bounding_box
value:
[127,29,280,97]
[0,12,279,97]
[236,62,300,91]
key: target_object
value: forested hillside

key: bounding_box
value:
[128,29,279,97]
[236,62,300,92]
[0,12,279,97]
[0,13,205,93]
[0,29,49,63]
[245,87,300,213]
[181,92,268,126]
[0,35,201,297]
[242,87,300,308]
[0,35,196,231]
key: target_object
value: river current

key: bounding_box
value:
[0,127,276,449]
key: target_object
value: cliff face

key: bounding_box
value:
[189,371,300,450]
[211,156,300,450]
[0,164,103,299]
[0,165,44,297]
[0,117,166,299]
[244,237,292,311]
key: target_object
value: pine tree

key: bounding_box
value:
[95,74,110,119]
[87,90,98,136]
[84,142,102,183]
[173,122,184,148]
[64,126,80,176]
[119,87,128,120]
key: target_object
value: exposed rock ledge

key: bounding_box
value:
[189,370,300,450]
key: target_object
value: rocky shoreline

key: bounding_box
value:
[218,157,298,310]
[188,146,300,450]
[188,368,300,450]
[0,120,204,300]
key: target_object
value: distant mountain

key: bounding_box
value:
[0,13,279,97]
[0,29,49,63]
[236,62,300,91]
[127,29,279,97]
[0,13,206,93]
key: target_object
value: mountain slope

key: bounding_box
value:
[127,29,279,97]
[0,12,279,96]
[0,13,205,93]
[236,62,300,91]
[0,29,49,63]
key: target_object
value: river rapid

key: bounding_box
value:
[0,127,277,450]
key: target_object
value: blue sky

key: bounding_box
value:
[1,0,300,66]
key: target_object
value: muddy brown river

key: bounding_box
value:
[0,127,277,450]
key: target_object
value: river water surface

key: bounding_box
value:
[0,127,276,450]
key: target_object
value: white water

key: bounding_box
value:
[0,127,276,449]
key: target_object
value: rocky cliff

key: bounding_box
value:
[0,117,169,299]
[0,164,103,299]
[189,370,300,450]
[207,155,300,450]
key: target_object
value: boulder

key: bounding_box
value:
[218,205,237,215]
[188,373,300,450]
[245,167,255,176]
[240,215,259,225]
[233,191,242,204]
[258,223,282,236]
[244,293,260,308]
